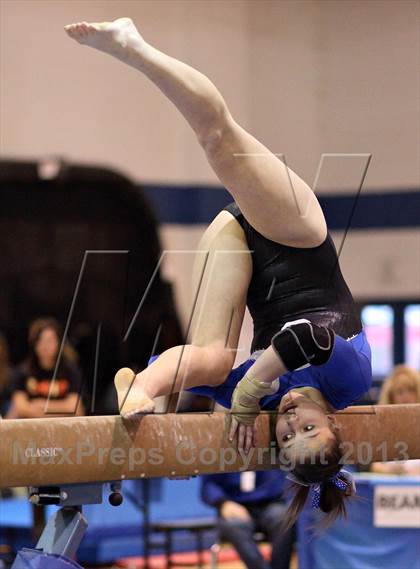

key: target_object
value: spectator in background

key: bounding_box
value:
[371,365,420,475]
[10,318,84,418]
[377,364,420,405]
[201,470,294,569]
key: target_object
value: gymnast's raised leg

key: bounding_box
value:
[64,18,326,248]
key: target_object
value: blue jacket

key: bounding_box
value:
[200,471,287,508]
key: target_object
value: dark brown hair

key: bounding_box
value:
[28,318,62,348]
[280,431,355,533]
[26,318,62,373]
[25,317,77,375]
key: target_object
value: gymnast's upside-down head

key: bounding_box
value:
[274,391,355,531]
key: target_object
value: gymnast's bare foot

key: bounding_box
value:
[114,367,155,418]
[64,17,146,60]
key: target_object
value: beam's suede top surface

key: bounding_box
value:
[1,405,419,488]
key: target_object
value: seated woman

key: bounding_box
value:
[370,365,420,476]
[65,17,372,529]
[10,318,84,418]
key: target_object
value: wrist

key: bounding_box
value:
[240,374,279,399]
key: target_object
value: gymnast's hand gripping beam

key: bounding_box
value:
[1,405,419,488]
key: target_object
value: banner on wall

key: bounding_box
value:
[374,484,420,528]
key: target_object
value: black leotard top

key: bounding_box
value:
[224,202,362,352]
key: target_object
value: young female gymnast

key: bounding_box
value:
[65,18,372,528]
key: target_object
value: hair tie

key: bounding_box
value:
[311,484,322,509]
[286,469,356,510]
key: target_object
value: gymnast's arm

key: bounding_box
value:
[230,321,335,451]
[229,346,286,452]
[245,320,335,384]
[246,346,287,384]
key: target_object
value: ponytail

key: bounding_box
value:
[280,435,356,533]
[316,474,355,529]
[280,483,310,533]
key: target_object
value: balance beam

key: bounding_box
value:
[1,404,419,488]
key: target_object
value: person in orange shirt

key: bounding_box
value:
[10,318,84,418]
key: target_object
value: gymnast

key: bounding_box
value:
[65,18,372,529]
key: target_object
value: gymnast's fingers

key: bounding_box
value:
[252,425,258,448]
[237,423,246,451]
[244,425,254,454]
[229,416,238,441]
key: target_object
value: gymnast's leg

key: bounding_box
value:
[114,211,251,415]
[64,18,326,248]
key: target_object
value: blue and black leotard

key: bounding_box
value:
[187,203,372,411]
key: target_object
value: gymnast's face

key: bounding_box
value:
[275,393,336,465]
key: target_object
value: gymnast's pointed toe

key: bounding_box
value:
[114,367,155,417]
[114,367,136,391]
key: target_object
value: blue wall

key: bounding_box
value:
[141,185,420,229]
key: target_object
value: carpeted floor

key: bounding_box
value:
[105,545,298,569]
